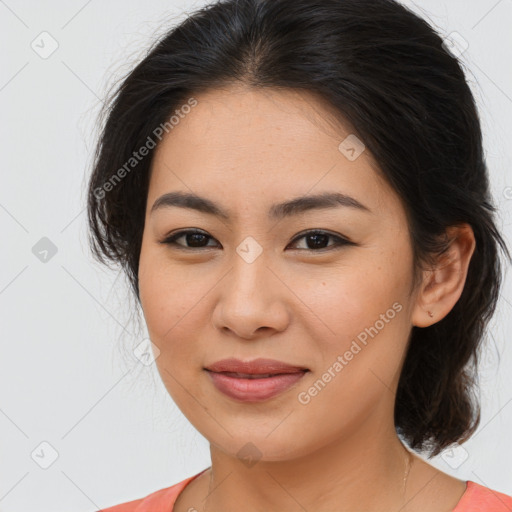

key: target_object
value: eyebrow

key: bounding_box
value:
[150,190,372,220]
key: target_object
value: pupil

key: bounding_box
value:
[188,233,207,247]
[308,234,328,249]
[184,233,330,249]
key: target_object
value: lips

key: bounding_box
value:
[219,372,286,379]
[204,358,309,375]
[204,358,309,402]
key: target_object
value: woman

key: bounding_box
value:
[87,0,512,510]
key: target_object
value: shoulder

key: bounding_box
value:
[453,481,512,511]
[99,469,209,512]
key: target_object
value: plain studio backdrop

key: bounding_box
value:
[1,1,511,511]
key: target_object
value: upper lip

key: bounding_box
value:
[205,358,309,375]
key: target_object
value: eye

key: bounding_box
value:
[287,230,353,251]
[160,229,220,250]
[160,229,353,252]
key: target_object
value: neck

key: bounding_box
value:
[203,409,414,512]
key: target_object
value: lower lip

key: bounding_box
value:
[206,370,307,402]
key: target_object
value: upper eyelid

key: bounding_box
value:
[161,229,351,248]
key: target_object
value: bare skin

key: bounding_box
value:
[174,457,467,512]
[137,84,475,512]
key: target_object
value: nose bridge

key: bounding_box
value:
[210,233,291,338]
[229,235,271,298]
[225,238,326,318]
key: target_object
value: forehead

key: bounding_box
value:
[155,85,354,157]
[148,85,401,221]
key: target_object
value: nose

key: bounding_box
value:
[210,251,290,340]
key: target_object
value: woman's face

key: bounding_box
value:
[138,85,422,461]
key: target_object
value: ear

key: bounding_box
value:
[411,223,476,328]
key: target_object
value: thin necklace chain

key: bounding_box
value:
[202,449,415,512]
[403,448,414,507]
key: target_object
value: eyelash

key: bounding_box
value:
[159,229,353,252]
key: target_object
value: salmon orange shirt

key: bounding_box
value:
[99,468,512,512]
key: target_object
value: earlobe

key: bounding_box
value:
[411,224,476,328]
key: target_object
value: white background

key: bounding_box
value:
[1,0,511,510]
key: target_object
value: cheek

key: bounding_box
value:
[139,248,200,335]
[138,254,186,359]
[138,250,220,387]
[138,259,205,408]
[301,260,410,347]
[292,274,410,427]
[297,263,412,412]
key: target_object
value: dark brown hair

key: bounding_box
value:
[86,0,510,457]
